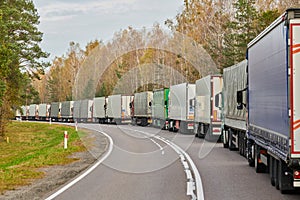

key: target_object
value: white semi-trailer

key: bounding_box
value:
[93,97,107,123]
[222,60,247,154]
[168,83,195,134]
[21,105,28,120]
[28,104,38,120]
[50,102,61,121]
[131,91,153,126]
[107,94,133,124]
[194,75,223,140]
[74,100,93,122]
[38,103,51,121]
[61,101,74,122]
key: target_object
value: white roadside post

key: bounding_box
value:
[49,118,52,125]
[75,121,78,132]
[64,131,68,149]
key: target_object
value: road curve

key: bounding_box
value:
[45,123,199,200]
[45,124,300,200]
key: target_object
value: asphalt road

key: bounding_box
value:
[45,124,300,200]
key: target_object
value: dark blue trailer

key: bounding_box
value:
[238,8,300,193]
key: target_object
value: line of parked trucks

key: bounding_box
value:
[15,9,300,193]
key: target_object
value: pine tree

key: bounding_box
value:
[222,0,258,68]
[0,0,49,138]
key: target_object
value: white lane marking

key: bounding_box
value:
[185,170,193,181]
[187,181,196,195]
[44,127,113,200]
[118,126,165,154]
[149,138,165,155]
[180,154,185,162]
[166,140,204,200]
[124,127,204,200]
[182,161,189,170]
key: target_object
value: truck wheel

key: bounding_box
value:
[194,123,199,137]
[238,132,243,155]
[270,157,275,186]
[197,124,204,138]
[222,129,229,148]
[254,145,266,173]
[276,159,293,193]
[168,121,174,132]
[247,142,255,167]
[228,129,235,151]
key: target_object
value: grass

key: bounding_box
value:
[0,121,87,194]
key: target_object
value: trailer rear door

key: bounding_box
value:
[291,19,300,158]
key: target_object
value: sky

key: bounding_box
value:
[32,0,184,60]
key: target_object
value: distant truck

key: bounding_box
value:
[50,102,61,121]
[168,83,195,134]
[38,103,51,121]
[107,94,133,124]
[73,100,93,122]
[194,75,223,140]
[60,101,74,122]
[28,104,38,120]
[221,60,247,153]
[93,97,107,123]
[73,100,81,122]
[15,106,28,120]
[80,100,93,122]
[21,105,29,120]
[236,9,300,193]
[15,108,21,120]
[131,91,153,126]
[152,88,170,129]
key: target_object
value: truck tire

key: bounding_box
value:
[194,123,199,137]
[197,124,203,138]
[222,129,229,148]
[168,120,173,131]
[238,132,246,156]
[247,141,255,167]
[228,129,235,151]
[275,159,280,190]
[276,159,294,194]
[270,157,276,186]
[254,145,266,173]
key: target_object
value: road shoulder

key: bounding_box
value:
[0,128,108,200]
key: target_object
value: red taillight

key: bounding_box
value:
[294,170,300,179]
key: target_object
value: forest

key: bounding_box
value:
[0,0,299,137]
[35,0,300,102]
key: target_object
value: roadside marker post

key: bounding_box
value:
[64,131,68,149]
[75,121,78,132]
[49,118,52,125]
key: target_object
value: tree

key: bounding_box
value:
[165,0,283,69]
[45,41,100,102]
[0,0,49,138]
[221,0,258,67]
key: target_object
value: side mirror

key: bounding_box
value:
[237,90,243,110]
[129,102,132,108]
[149,102,152,107]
